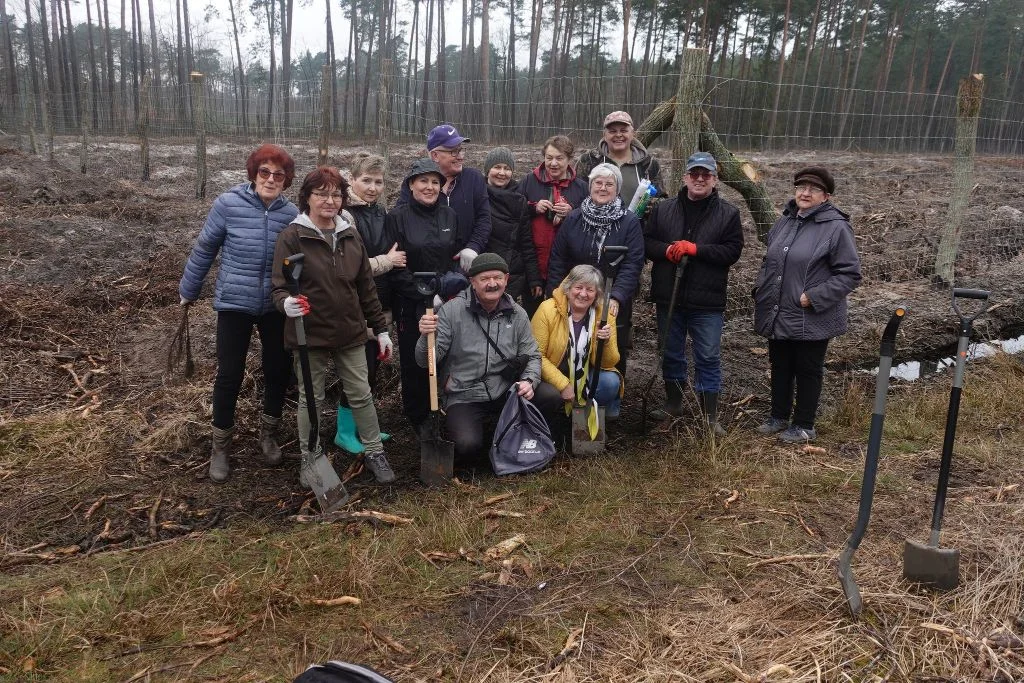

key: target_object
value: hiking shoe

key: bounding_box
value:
[364,451,396,484]
[756,417,789,435]
[779,426,817,443]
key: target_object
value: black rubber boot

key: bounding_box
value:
[650,381,685,421]
[260,414,283,465]
[209,425,233,483]
[699,392,728,437]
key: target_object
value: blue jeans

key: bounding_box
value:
[655,306,724,393]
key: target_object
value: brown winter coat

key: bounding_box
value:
[271,212,387,351]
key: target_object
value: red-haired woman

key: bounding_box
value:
[271,167,396,484]
[179,144,298,483]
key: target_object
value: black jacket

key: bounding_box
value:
[396,167,492,254]
[484,179,541,301]
[644,189,744,312]
[384,198,461,306]
[347,198,391,307]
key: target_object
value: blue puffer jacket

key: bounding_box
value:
[179,183,298,314]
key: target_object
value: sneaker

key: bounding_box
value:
[364,451,396,484]
[756,417,789,435]
[778,426,817,443]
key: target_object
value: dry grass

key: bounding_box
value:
[1,354,1023,681]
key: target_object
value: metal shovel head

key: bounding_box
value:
[571,405,606,456]
[835,545,863,616]
[302,453,350,514]
[903,538,960,590]
[419,423,454,487]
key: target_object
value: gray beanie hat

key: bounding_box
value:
[483,147,515,176]
[588,162,623,192]
[467,252,509,277]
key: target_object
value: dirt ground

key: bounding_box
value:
[1,137,1023,564]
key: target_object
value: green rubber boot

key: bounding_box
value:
[334,405,366,454]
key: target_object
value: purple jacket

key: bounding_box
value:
[753,200,862,341]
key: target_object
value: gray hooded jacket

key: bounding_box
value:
[753,200,862,341]
[415,288,541,408]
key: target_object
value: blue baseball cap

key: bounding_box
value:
[427,124,470,151]
[685,152,717,174]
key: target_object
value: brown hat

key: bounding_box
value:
[794,166,835,194]
[603,111,634,128]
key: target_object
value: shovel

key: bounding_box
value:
[283,253,350,513]
[414,272,455,486]
[903,287,991,590]
[836,306,907,616]
[641,256,688,434]
[571,245,628,456]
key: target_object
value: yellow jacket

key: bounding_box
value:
[530,286,622,394]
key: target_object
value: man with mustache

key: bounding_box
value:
[416,253,542,465]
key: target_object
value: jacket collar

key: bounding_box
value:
[783,199,849,222]
[292,211,356,241]
[532,164,578,187]
[240,182,290,211]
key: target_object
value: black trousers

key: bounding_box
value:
[768,338,830,429]
[212,310,290,429]
[397,298,430,428]
[445,398,506,460]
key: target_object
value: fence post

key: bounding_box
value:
[42,88,54,161]
[191,72,207,199]
[318,64,331,166]
[138,74,151,181]
[80,83,91,174]
[671,47,708,193]
[377,58,392,157]
[933,73,984,285]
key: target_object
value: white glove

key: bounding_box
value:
[457,248,478,272]
[432,294,443,309]
[377,332,393,361]
[283,295,309,318]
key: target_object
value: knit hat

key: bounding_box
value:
[794,166,835,194]
[467,252,509,277]
[588,162,623,192]
[483,147,515,176]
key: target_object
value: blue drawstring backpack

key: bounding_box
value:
[490,385,556,475]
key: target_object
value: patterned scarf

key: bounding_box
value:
[566,306,595,408]
[579,196,626,256]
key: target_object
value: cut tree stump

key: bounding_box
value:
[635,98,779,243]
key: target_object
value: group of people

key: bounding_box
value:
[179,110,862,487]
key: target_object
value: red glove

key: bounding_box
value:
[665,240,697,263]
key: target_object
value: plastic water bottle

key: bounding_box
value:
[628,180,657,217]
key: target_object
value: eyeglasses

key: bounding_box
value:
[687,170,715,180]
[440,147,465,157]
[257,167,286,181]
[591,179,617,189]
[794,183,825,195]
[311,190,344,202]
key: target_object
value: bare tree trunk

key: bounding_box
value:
[436,0,446,123]
[619,0,630,108]
[147,0,160,90]
[358,0,377,134]
[672,47,707,192]
[344,0,356,135]
[119,0,127,129]
[130,0,139,117]
[318,63,331,164]
[101,0,115,128]
[404,0,418,135]
[934,74,984,284]
[279,0,293,133]
[138,74,150,180]
[766,0,791,148]
[265,0,276,136]
[479,0,490,139]
[24,0,42,134]
[835,0,872,146]
[175,0,186,123]
[923,36,957,147]
[181,0,193,72]
[525,0,543,130]
[228,0,248,134]
[1,0,20,140]
[324,0,337,132]
[191,71,206,198]
[419,0,433,131]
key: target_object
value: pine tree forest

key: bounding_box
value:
[0,0,1022,153]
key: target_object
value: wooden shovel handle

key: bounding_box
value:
[426,306,438,412]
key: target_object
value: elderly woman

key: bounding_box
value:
[546,163,645,377]
[517,135,589,317]
[270,167,395,483]
[532,265,622,432]
[481,147,541,303]
[336,153,404,453]
[179,144,297,483]
[753,167,862,443]
[385,158,462,436]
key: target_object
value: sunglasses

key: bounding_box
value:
[687,170,715,180]
[257,167,287,181]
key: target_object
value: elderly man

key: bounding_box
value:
[577,110,662,207]
[416,253,541,461]
[644,152,744,435]
[398,123,492,272]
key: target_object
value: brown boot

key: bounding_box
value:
[209,425,233,483]
[260,414,283,465]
